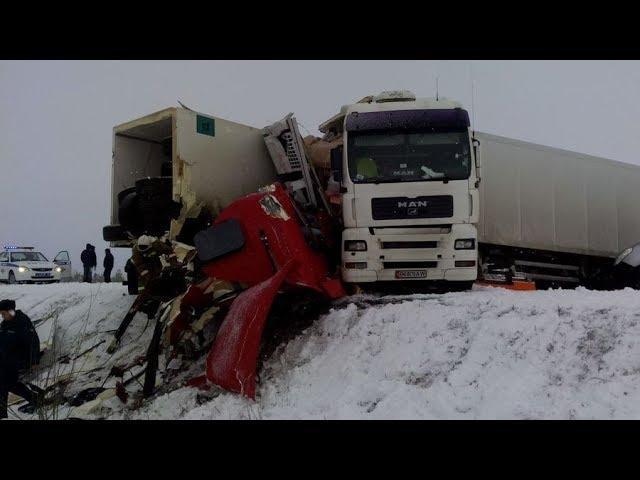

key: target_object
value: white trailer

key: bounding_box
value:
[104,107,276,246]
[476,132,640,285]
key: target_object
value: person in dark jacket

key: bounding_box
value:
[81,244,97,283]
[103,248,114,283]
[0,299,43,419]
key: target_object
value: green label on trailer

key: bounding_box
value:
[196,115,215,136]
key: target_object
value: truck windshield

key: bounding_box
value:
[347,129,471,183]
[10,252,48,262]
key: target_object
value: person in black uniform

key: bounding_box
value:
[103,248,114,283]
[0,299,43,419]
[81,244,97,283]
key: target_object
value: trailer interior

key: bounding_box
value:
[108,111,179,243]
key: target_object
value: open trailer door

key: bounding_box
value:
[53,251,72,281]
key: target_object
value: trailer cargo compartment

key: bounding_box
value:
[477,132,640,259]
[107,107,276,246]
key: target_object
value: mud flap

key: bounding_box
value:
[206,260,295,398]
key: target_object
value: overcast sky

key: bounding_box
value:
[1,60,640,274]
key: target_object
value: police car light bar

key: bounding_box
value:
[3,245,34,250]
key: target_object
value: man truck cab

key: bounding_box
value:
[324,91,479,290]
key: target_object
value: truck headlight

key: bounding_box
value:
[18,266,29,273]
[455,239,476,250]
[55,267,62,273]
[615,247,633,266]
[344,240,367,252]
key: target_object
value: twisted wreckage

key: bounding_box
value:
[94,108,347,407]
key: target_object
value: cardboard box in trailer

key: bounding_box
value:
[103,107,277,246]
[476,131,640,284]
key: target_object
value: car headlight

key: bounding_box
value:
[615,247,633,266]
[455,239,476,250]
[344,240,367,252]
[18,266,30,273]
[55,267,62,273]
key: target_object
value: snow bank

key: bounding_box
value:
[4,283,640,419]
[133,286,640,420]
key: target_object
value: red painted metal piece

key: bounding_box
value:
[167,281,216,345]
[193,183,346,397]
[206,260,295,398]
[201,183,339,297]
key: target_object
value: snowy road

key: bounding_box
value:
[3,283,640,419]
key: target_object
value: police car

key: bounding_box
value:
[0,246,66,284]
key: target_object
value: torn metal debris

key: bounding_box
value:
[32,110,350,418]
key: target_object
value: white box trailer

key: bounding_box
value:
[477,132,640,259]
[105,107,276,246]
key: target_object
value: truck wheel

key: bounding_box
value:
[135,177,180,235]
[8,271,16,284]
[118,191,142,237]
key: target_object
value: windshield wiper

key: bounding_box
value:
[363,176,397,184]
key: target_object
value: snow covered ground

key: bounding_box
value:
[3,282,640,419]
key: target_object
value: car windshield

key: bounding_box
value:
[347,128,471,183]
[10,252,48,262]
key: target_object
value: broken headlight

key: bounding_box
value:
[454,239,475,250]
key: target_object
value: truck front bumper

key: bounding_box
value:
[341,224,478,283]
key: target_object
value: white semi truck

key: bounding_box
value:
[321,90,640,289]
[321,91,479,290]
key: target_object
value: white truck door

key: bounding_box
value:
[54,251,72,280]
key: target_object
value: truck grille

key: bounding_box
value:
[371,196,453,220]
[381,241,438,249]
[383,261,438,269]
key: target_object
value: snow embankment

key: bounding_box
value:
[3,283,640,419]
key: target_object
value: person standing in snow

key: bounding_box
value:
[0,299,44,419]
[81,244,97,283]
[103,248,114,283]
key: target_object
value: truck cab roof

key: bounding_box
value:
[319,91,465,134]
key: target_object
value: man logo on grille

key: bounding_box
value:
[397,200,428,208]
[408,208,418,216]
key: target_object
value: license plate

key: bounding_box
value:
[395,270,428,279]
[34,273,52,278]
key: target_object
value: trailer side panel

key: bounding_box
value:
[477,132,640,258]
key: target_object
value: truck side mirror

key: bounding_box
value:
[472,137,481,184]
[330,145,343,182]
